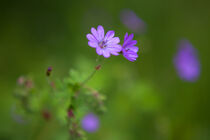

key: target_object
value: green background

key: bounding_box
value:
[0,0,210,139]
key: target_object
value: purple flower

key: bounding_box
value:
[120,9,147,34]
[86,25,122,58]
[122,33,139,62]
[174,40,200,82]
[81,113,99,133]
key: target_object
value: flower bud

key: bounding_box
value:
[46,66,52,76]
[42,110,51,121]
[95,65,101,70]
[67,108,74,118]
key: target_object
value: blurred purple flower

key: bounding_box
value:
[120,9,146,34]
[122,33,139,62]
[81,113,99,133]
[174,40,200,82]
[87,25,122,58]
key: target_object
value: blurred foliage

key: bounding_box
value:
[0,0,210,140]
[13,65,106,140]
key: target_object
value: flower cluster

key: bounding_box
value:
[87,25,139,62]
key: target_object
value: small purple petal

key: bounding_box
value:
[103,50,111,58]
[123,34,134,46]
[110,51,120,55]
[174,40,200,82]
[106,37,120,45]
[123,50,138,62]
[88,41,98,48]
[123,40,137,47]
[107,45,122,52]
[97,25,104,41]
[126,46,139,53]
[86,34,98,42]
[104,30,115,41]
[124,32,129,40]
[96,47,103,55]
[106,47,121,55]
[91,27,100,41]
[81,113,99,133]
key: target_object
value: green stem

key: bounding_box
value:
[81,69,97,86]
[80,56,105,86]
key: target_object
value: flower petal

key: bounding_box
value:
[88,41,98,48]
[124,32,129,40]
[97,25,104,41]
[86,34,98,42]
[110,51,120,55]
[104,31,115,42]
[123,50,138,62]
[103,50,111,58]
[106,37,120,45]
[126,46,139,53]
[123,33,134,45]
[96,47,103,55]
[91,27,100,41]
[123,40,137,47]
[107,44,122,52]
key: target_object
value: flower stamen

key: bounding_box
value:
[99,41,106,49]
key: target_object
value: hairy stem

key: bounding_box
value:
[80,56,104,86]
[81,69,97,86]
